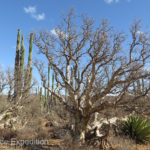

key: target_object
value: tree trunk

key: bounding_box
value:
[72,112,89,145]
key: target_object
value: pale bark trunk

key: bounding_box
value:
[66,62,70,83]
[72,112,89,145]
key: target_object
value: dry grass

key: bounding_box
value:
[109,135,150,150]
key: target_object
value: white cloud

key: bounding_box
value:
[51,29,68,39]
[51,29,57,36]
[24,6,45,21]
[24,6,36,14]
[104,0,119,4]
[137,30,144,35]
[32,13,45,21]
[144,66,150,72]
[104,0,132,4]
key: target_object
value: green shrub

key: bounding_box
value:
[122,115,150,144]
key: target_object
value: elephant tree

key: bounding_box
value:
[33,10,150,143]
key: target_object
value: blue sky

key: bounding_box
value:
[0,0,150,72]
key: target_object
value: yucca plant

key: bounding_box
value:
[122,115,150,144]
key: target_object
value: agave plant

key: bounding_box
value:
[122,115,150,144]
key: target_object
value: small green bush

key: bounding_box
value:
[122,115,150,144]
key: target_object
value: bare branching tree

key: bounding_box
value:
[6,67,14,100]
[0,67,7,95]
[33,10,150,142]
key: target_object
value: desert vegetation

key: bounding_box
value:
[1,9,150,150]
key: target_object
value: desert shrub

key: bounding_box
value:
[17,128,36,140]
[35,128,50,140]
[0,129,18,140]
[122,115,150,144]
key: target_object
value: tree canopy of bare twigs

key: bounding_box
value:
[33,10,150,142]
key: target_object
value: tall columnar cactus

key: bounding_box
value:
[137,80,141,95]
[48,63,50,97]
[44,88,47,107]
[13,29,34,101]
[14,29,21,99]
[133,79,144,96]
[133,82,137,96]
[28,67,33,88]
[37,86,40,94]
[27,33,33,70]
[141,78,145,93]
[19,35,25,94]
[51,71,55,102]
[24,33,33,94]
[40,87,43,105]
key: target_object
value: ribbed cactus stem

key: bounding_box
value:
[133,82,136,96]
[19,34,25,95]
[27,33,33,69]
[20,35,25,73]
[44,88,47,107]
[51,71,55,102]
[142,78,144,93]
[14,29,21,99]
[48,63,50,97]
[40,87,43,104]
[38,86,40,94]
[24,33,33,94]
[28,67,33,89]
[137,80,141,95]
